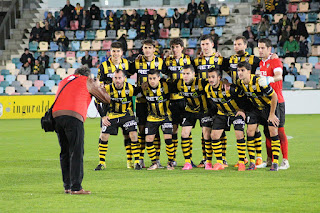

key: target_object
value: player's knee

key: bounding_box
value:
[100,133,109,141]
[246,129,255,137]
[129,131,138,141]
[235,131,244,140]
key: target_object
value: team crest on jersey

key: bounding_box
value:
[125,90,130,95]
[252,85,257,90]
[121,63,125,68]
[154,62,159,68]
[214,57,218,62]
[267,64,270,68]
[245,58,249,62]
[195,85,199,90]
[183,58,188,64]
[222,91,226,96]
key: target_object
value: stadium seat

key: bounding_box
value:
[89,51,97,57]
[12,58,20,66]
[45,80,55,90]
[70,20,79,30]
[156,39,165,48]
[39,41,48,51]
[5,86,15,95]
[40,86,50,94]
[308,57,319,66]
[273,14,283,24]
[191,28,202,38]
[0,86,3,94]
[310,1,320,12]
[159,29,169,39]
[170,28,180,38]
[284,57,295,65]
[187,38,198,48]
[134,40,142,49]
[127,29,137,40]
[55,31,63,40]
[127,40,133,49]
[157,8,166,18]
[100,20,107,29]
[300,69,311,79]
[293,81,304,89]
[39,74,49,82]
[167,8,174,17]
[0,75,4,82]
[49,42,59,51]
[206,16,216,27]
[297,75,307,83]
[5,74,15,84]
[220,5,230,16]
[177,8,186,15]
[17,75,27,84]
[22,80,32,90]
[107,30,117,39]
[66,51,75,58]
[302,63,313,71]
[16,86,27,94]
[102,40,112,50]
[282,81,292,90]
[66,57,76,65]
[209,6,219,16]
[202,27,212,35]
[92,20,100,30]
[76,31,85,40]
[284,75,295,85]
[314,34,320,45]
[117,29,127,39]
[296,57,307,64]
[5,63,15,71]
[309,74,319,83]
[56,68,66,78]
[96,30,106,40]
[252,15,261,25]
[288,3,298,13]
[0,81,9,89]
[295,63,301,73]
[214,27,223,37]
[67,68,76,75]
[298,2,309,12]
[51,85,59,94]
[306,81,317,89]
[11,80,20,88]
[86,30,96,40]
[72,62,81,69]
[181,28,190,38]
[29,41,38,51]
[55,51,66,59]
[76,51,85,58]
[253,47,259,57]
[298,13,306,22]
[28,74,38,82]
[91,41,101,51]
[311,46,320,56]
[45,68,55,77]
[216,16,226,26]
[306,23,315,34]
[308,13,318,23]
[65,30,75,40]
[81,41,91,51]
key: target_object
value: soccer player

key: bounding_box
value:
[170,65,212,170]
[205,68,247,171]
[222,36,261,168]
[257,38,289,169]
[193,34,224,167]
[128,39,165,168]
[139,69,175,170]
[96,42,133,169]
[165,38,193,166]
[237,61,281,171]
[94,69,141,171]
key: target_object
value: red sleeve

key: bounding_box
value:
[272,58,283,74]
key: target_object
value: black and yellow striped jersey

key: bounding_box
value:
[104,82,135,119]
[172,77,208,113]
[223,52,261,83]
[205,82,243,116]
[142,81,171,122]
[97,57,130,85]
[237,75,275,111]
[194,53,223,79]
[165,54,192,100]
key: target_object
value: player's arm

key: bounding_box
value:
[258,59,283,86]
[127,61,136,76]
[251,56,261,74]
[268,91,279,127]
[221,57,231,74]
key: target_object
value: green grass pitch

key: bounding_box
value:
[0,115,319,212]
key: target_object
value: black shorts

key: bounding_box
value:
[212,115,245,131]
[169,99,186,125]
[145,117,173,135]
[278,102,285,127]
[102,115,137,135]
[181,112,212,128]
[246,104,280,127]
[136,102,148,126]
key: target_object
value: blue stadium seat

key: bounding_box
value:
[92,20,100,30]
[188,38,197,48]
[298,13,306,22]
[28,74,38,82]
[156,39,166,48]
[91,68,98,77]
[297,75,307,84]
[246,48,252,55]
[0,81,10,89]
[136,9,144,16]
[309,74,319,83]
[216,16,226,26]
[39,74,49,82]
[202,27,212,35]
[0,86,3,94]
[282,81,292,90]
[65,30,75,40]
[210,6,219,16]
[115,10,122,18]
[191,28,202,37]
[296,57,307,64]
[45,80,55,90]
[76,51,85,58]
[50,74,61,84]
[45,68,55,77]
[214,27,223,37]
[98,51,107,57]
[76,31,85,40]
[89,51,97,57]
[29,41,38,51]
[308,13,318,23]
[284,75,295,85]
[50,42,59,51]
[128,29,137,39]
[72,62,81,69]
[34,52,40,59]
[5,75,15,84]
[100,20,107,29]
[100,10,105,19]
[167,8,174,17]
[12,58,20,66]
[11,81,21,88]
[39,86,50,94]
[308,57,318,66]
[314,34,320,45]
[54,11,59,19]
[71,41,80,51]
[1,69,10,75]
[181,28,190,38]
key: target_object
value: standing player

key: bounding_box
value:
[237,61,281,171]
[257,38,289,169]
[94,69,141,171]
[205,68,247,171]
[139,69,175,170]
[170,65,212,170]
[95,42,133,169]
[128,39,165,168]
[193,34,224,167]
[165,38,193,166]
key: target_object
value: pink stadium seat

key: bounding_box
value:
[34,80,44,90]
[66,51,76,57]
[147,9,154,15]
[252,15,261,25]
[92,56,98,66]
[315,63,320,69]
[0,75,4,82]
[159,29,169,39]
[70,20,79,30]
[288,3,298,13]
[102,40,112,50]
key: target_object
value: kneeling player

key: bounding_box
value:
[237,62,280,171]
[140,69,175,170]
[206,68,247,171]
[95,69,141,170]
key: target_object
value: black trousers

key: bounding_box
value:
[54,115,84,191]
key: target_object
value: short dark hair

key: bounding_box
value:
[237,61,251,71]
[208,67,222,77]
[111,42,123,51]
[182,65,195,72]
[148,69,160,76]
[258,38,272,48]
[114,69,126,76]
[235,36,248,45]
[74,66,91,77]
[142,38,156,47]
[170,38,184,47]
[199,34,214,44]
